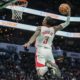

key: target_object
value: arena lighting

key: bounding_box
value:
[0,20,36,31]
[6,6,80,22]
[0,19,80,38]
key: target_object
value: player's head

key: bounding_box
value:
[42,16,56,27]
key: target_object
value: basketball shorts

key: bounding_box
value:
[35,47,55,69]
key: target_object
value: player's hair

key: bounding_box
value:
[45,16,56,26]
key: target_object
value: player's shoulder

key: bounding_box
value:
[37,26,41,29]
[37,26,46,29]
[41,26,55,30]
[36,26,41,31]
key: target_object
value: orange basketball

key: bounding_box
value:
[59,3,70,15]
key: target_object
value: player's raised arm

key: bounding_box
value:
[23,26,41,48]
[54,4,71,32]
[60,8,71,28]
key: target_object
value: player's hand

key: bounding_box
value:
[23,42,30,48]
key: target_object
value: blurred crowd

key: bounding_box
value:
[0,48,36,80]
[0,0,80,53]
[0,47,80,80]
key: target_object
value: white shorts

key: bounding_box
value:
[35,47,55,69]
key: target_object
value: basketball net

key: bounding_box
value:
[12,9,23,21]
[11,0,28,21]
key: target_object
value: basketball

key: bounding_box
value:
[59,3,70,15]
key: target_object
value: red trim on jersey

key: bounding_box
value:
[35,48,45,67]
[36,61,45,67]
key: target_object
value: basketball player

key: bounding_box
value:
[0,0,17,9]
[23,6,71,80]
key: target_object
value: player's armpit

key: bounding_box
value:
[28,26,41,44]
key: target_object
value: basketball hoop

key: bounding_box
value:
[11,0,28,21]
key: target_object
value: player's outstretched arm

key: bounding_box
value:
[23,26,41,48]
[60,8,71,28]
[54,7,71,32]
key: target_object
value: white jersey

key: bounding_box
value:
[35,26,55,48]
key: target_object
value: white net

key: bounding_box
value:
[12,9,23,21]
[11,0,28,21]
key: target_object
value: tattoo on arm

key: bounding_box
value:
[28,26,41,44]
[54,10,71,32]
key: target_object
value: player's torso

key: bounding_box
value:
[36,26,55,48]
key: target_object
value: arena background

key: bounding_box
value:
[0,0,80,80]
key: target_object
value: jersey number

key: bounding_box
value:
[43,37,49,44]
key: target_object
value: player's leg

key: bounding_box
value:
[46,50,61,79]
[35,48,48,80]
[0,0,17,9]
[47,62,61,78]
[36,67,48,80]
